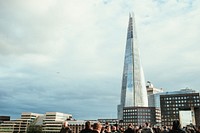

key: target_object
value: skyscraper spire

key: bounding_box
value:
[118,13,148,120]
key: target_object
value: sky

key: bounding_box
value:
[0,0,200,120]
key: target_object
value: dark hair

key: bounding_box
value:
[85,121,91,129]
[93,122,102,130]
[198,126,200,129]
[172,120,180,130]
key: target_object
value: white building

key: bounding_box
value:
[42,112,72,133]
[0,112,43,133]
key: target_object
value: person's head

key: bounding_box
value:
[63,121,69,128]
[139,125,142,129]
[128,123,133,128]
[105,122,109,126]
[143,122,149,128]
[172,120,180,130]
[197,126,200,131]
[114,124,119,130]
[111,126,116,132]
[163,126,167,130]
[85,121,91,129]
[119,126,124,132]
[93,122,102,132]
[135,126,139,130]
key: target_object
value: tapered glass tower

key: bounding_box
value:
[118,13,148,120]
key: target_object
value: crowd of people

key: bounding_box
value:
[59,120,200,133]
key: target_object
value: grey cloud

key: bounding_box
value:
[0,0,200,120]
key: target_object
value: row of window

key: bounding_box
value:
[161,95,199,100]
[124,113,151,115]
[123,119,147,123]
[124,109,151,112]
[123,116,151,119]
[164,100,200,104]
[162,103,200,107]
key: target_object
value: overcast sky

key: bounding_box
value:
[0,0,200,120]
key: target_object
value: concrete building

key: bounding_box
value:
[0,116,10,124]
[98,119,118,126]
[147,82,164,108]
[160,89,200,127]
[0,112,73,133]
[42,112,72,133]
[121,106,161,127]
[148,88,200,127]
[146,81,163,96]
[0,112,42,133]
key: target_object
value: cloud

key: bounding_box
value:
[0,0,200,120]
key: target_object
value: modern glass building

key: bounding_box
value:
[118,13,148,120]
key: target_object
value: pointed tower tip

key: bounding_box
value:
[129,12,135,18]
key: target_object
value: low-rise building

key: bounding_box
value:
[42,112,72,133]
[0,116,10,124]
[119,106,161,128]
[0,112,42,133]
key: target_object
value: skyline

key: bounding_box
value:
[0,0,200,120]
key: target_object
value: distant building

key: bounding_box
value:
[42,112,72,133]
[120,106,161,128]
[148,87,200,127]
[98,118,118,126]
[147,82,164,108]
[117,13,148,120]
[117,13,161,127]
[0,112,42,133]
[0,112,101,133]
[0,116,10,124]
[160,89,200,127]
[146,81,163,96]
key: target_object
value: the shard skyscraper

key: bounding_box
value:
[118,13,148,120]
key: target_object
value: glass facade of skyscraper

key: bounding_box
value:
[118,13,148,120]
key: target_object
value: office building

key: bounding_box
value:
[118,13,148,120]
[0,116,10,124]
[121,106,161,127]
[116,13,162,127]
[98,119,118,126]
[146,81,163,96]
[160,89,200,127]
[42,112,72,133]
[0,112,42,133]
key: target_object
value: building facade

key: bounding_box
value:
[118,13,148,120]
[0,112,42,133]
[160,91,200,127]
[98,119,118,126]
[42,112,72,133]
[146,81,163,96]
[0,116,10,124]
[120,107,160,128]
